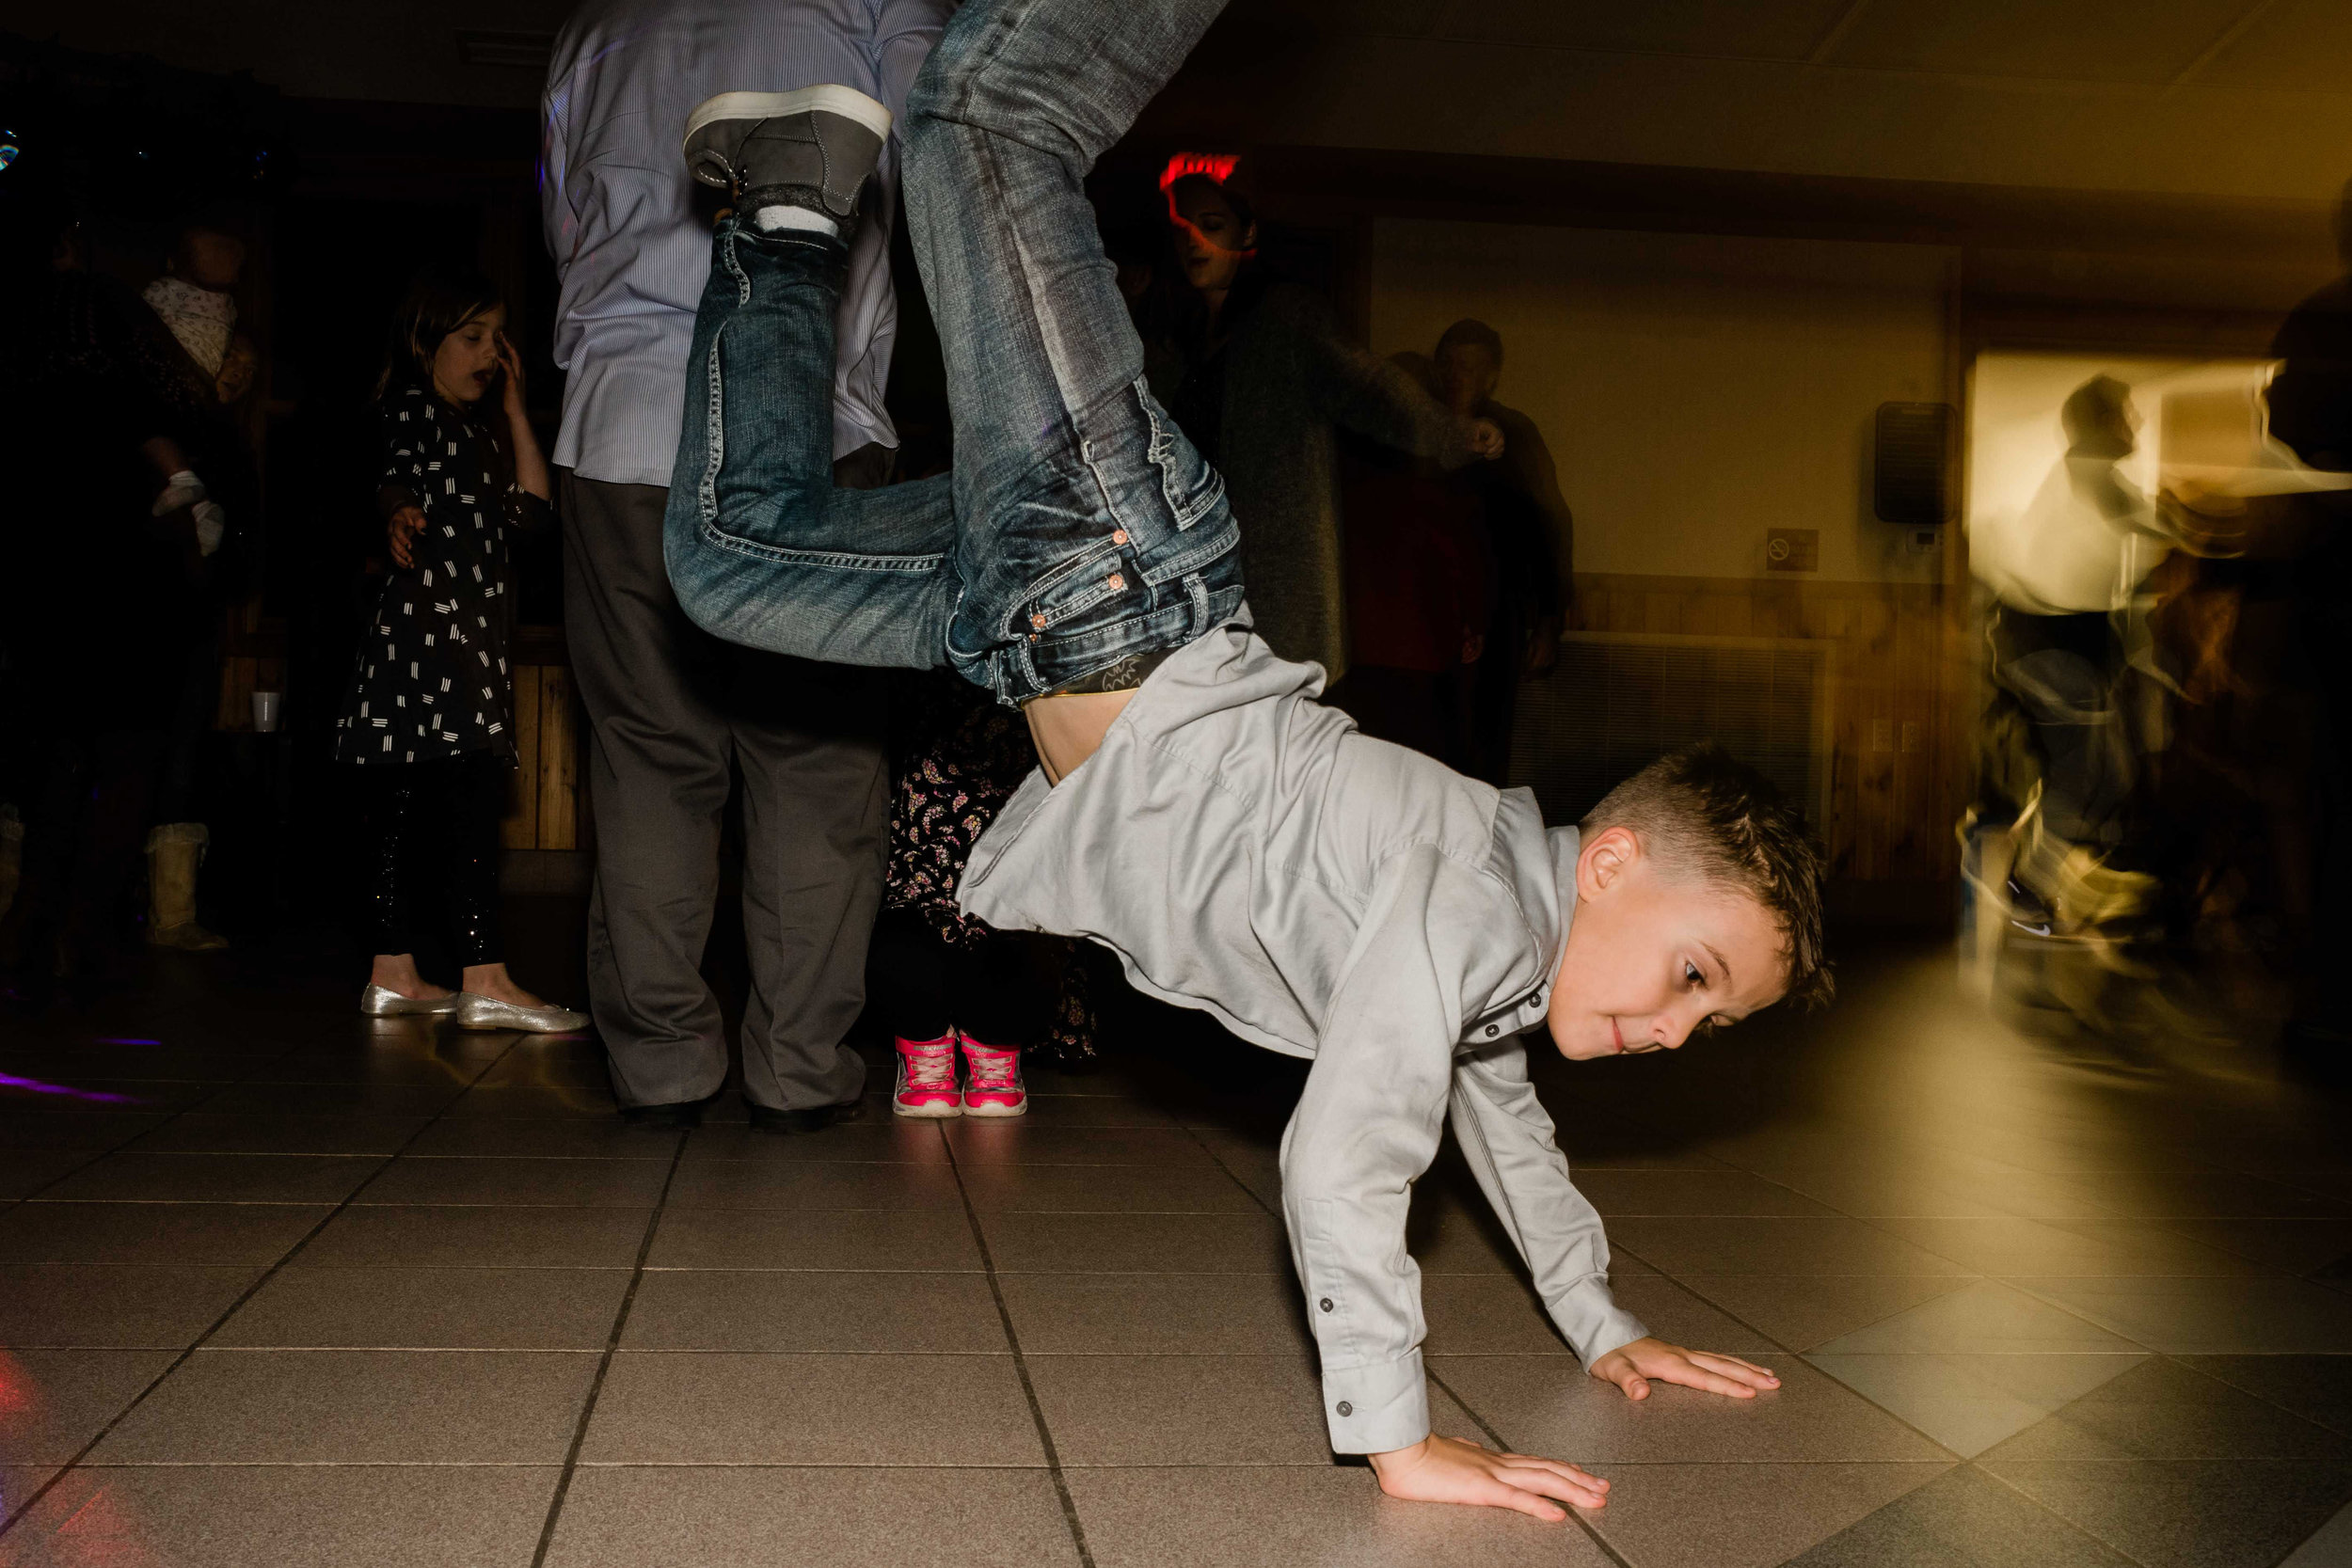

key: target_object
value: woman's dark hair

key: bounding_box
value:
[376,264,503,402]
[1161,173,1267,355]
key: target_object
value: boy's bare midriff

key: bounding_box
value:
[1023,688,1138,784]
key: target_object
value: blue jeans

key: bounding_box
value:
[663,0,1246,705]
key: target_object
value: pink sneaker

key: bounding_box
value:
[892,1033,962,1118]
[959,1034,1027,1118]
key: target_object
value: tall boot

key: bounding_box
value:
[145,822,230,951]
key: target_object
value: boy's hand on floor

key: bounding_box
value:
[1589,1337,1780,1402]
[1367,1433,1609,1521]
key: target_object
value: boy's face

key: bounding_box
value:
[1547,827,1789,1060]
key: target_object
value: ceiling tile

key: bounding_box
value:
[1436,0,1855,62]
[2192,0,2352,93]
[1827,0,2258,86]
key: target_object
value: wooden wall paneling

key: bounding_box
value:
[501,665,542,849]
[536,665,580,851]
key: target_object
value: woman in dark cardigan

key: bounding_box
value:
[1144,172,1502,683]
[332,266,585,1034]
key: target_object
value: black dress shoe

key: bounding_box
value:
[620,1101,704,1130]
[746,1099,866,1134]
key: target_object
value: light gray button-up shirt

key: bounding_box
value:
[539,0,948,486]
[961,624,1649,1454]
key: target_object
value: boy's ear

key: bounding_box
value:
[1576,824,1643,901]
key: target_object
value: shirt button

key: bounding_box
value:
[1319,1298,1333,1313]
[1336,1402,1353,1418]
[1484,1024,1499,1037]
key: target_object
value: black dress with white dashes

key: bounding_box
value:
[332,385,550,766]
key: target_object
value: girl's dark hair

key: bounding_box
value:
[376,264,503,402]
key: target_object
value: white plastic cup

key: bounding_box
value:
[251,690,283,734]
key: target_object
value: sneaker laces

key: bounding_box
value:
[899,1041,958,1092]
[963,1041,1020,1092]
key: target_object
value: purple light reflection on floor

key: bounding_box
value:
[0,1073,146,1105]
[95,1037,162,1045]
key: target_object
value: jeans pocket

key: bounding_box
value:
[1137,379,1225,531]
[1018,535,1137,636]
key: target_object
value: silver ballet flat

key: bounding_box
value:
[453,991,591,1034]
[360,984,463,1018]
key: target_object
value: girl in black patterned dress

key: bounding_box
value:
[332,267,585,1033]
[871,670,1099,1117]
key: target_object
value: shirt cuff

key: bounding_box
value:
[1321,1349,1430,1455]
[1549,1275,1650,1368]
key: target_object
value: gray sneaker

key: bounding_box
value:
[683,87,893,229]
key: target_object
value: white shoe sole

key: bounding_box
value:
[682,87,895,157]
[892,1099,962,1119]
[961,1100,1028,1118]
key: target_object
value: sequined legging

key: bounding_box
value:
[352,751,508,967]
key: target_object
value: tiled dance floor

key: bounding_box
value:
[1,940,2349,1566]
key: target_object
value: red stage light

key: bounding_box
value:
[1159,151,1239,191]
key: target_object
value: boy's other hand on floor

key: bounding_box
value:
[1367,1433,1609,1521]
[1589,1336,1780,1402]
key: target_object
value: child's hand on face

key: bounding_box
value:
[1367,1433,1609,1521]
[1589,1337,1780,1402]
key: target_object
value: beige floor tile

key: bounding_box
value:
[982,1211,1291,1274]
[663,1159,964,1211]
[1809,1279,2140,1354]
[1671,1275,1973,1352]
[357,1155,669,1207]
[1983,1357,2352,1462]
[580,1352,1043,1465]
[1027,1353,1486,1465]
[129,1114,429,1156]
[1807,1353,2146,1456]
[0,1202,330,1265]
[2010,1276,2352,1354]
[1778,1463,2137,1566]
[0,1265,263,1348]
[999,1272,1311,1354]
[1574,1169,1838,1217]
[0,1350,176,1465]
[212,1265,631,1349]
[2153,1216,2352,1275]
[646,1207,980,1271]
[0,1152,97,1201]
[1984,1457,2352,1568]
[677,1119,950,1163]
[1580,1462,1951,1568]
[88,1349,596,1463]
[1866,1216,2263,1277]
[622,1269,1008,1352]
[1065,1466,1619,1568]
[957,1163,1263,1213]
[409,1117,689,1159]
[301,1204,651,1268]
[944,1124,1220,1167]
[0,1114,169,1153]
[545,1466,1081,1568]
[3,1464,558,1567]
[40,1152,381,1204]
[1603,1217,1976,1276]
[1431,1352,1951,1464]
[1417,1274,1774,1355]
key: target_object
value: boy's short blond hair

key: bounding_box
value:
[1581,745,1833,1009]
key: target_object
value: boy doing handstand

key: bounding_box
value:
[662,0,1832,1521]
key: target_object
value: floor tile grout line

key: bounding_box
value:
[1966,1460,2165,1568]
[940,1126,1099,1568]
[1592,1243,1983,1468]
[1422,1364,1635,1568]
[527,1131,691,1568]
[0,1022,539,1540]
